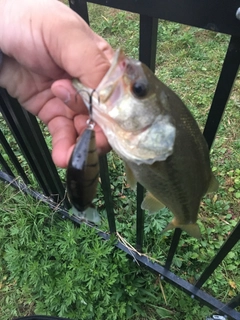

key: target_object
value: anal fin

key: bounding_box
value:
[125,162,137,190]
[207,172,219,193]
[141,191,165,214]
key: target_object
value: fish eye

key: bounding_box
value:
[132,80,148,98]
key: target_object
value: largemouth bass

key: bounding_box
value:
[72,49,218,238]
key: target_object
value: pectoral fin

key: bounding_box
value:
[207,173,219,193]
[161,218,201,239]
[141,191,165,213]
[124,162,137,190]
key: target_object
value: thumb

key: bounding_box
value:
[43,4,114,87]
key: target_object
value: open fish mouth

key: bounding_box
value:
[97,49,128,104]
[72,49,127,113]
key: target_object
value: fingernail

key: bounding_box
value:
[56,86,71,104]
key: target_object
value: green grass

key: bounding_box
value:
[1,2,240,320]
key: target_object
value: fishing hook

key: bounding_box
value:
[75,88,100,124]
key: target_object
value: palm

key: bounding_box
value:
[0,0,113,167]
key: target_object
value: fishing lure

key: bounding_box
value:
[66,89,100,222]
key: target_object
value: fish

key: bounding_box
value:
[72,49,218,238]
[66,125,100,224]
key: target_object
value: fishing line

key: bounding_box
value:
[75,88,100,124]
[88,88,95,121]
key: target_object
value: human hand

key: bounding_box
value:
[0,0,113,168]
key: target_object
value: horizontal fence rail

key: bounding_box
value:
[85,0,240,36]
[0,0,239,319]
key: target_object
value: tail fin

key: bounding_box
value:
[162,219,202,239]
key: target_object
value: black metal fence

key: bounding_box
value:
[0,0,240,319]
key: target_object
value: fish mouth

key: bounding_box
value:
[97,49,127,104]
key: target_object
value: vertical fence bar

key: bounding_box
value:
[164,228,182,269]
[203,35,240,149]
[21,108,67,203]
[0,129,30,184]
[0,89,66,204]
[69,0,89,24]
[195,221,240,288]
[0,93,49,196]
[136,15,158,251]
[0,154,15,177]
[136,183,144,251]
[99,155,116,233]
[139,15,158,71]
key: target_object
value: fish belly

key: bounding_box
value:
[126,150,211,227]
